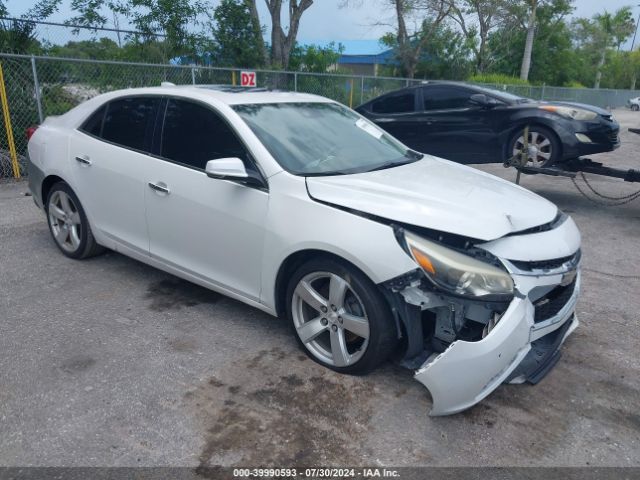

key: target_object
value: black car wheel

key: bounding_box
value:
[508,126,560,167]
[632,104,639,111]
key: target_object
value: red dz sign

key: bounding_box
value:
[240,71,257,87]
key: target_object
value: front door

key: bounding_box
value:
[418,85,498,163]
[145,98,268,301]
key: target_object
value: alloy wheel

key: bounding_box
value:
[48,190,82,253]
[291,271,370,367]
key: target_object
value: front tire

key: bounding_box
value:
[632,104,639,111]
[46,182,104,259]
[508,125,561,167]
[286,257,397,375]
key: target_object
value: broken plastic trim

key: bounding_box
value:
[504,210,568,237]
[380,269,511,368]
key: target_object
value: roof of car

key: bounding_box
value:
[106,84,334,106]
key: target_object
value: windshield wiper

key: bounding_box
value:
[364,151,423,173]
[365,158,416,173]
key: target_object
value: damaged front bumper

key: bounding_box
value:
[415,272,580,416]
[384,216,582,416]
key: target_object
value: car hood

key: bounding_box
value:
[306,157,558,241]
[541,101,611,117]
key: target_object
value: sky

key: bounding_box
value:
[5,0,640,48]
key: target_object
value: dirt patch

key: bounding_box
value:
[145,277,221,312]
[185,347,377,469]
[60,355,96,374]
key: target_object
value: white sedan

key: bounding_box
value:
[27,86,581,415]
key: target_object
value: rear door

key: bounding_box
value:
[69,96,161,252]
[417,85,500,163]
[144,98,268,301]
[363,89,423,150]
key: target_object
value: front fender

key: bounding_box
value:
[260,173,418,312]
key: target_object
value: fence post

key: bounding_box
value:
[360,76,364,104]
[349,78,354,108]
[294,72,298,92]
[0,60,20,179]
[31,56,44,124]
[541,83,546,101]
[191,66,196,85]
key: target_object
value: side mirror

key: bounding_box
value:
[205,157,265,188]
[470,93,500,108]
[205,157,249,179]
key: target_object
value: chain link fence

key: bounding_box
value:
[0,52,639,178]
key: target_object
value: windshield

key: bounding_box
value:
[233,102,421,176]
[476,86,532,104]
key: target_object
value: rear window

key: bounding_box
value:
[80,104,106,137]
[100,97,160,152]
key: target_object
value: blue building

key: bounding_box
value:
[314,40,397,76]
[337,49,396,76]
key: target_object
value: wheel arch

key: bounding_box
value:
[274,249,380,318]
[41,174,68,206]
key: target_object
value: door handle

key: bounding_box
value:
[75,155,91,165]
[148,182,170,194]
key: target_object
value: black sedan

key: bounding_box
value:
[356,82,620,166]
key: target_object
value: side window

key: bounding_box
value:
[101,96,160,152]
[371,91,415,114]
[160,99,246,170]
[80,104,106,137]
[422,86,474,111]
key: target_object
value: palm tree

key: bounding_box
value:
[519,0,538,81]
[591,8,635,88]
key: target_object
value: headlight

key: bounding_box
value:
[403,231,514,299]
[539,105,597,121]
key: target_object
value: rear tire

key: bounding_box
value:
[632,104,639,111]
[46,182,104,259]
[508,125,561,167]
[286,257,397,375]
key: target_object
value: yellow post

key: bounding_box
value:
[0,61,20,179]
[232,70,237,86]
[349,78,354,108]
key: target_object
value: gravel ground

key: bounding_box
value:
[0,109,639,469]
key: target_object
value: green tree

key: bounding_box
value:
[447,0,507,74]
[288,42,344,73]
[0,0,62,54]
[67,0,207,60]
[573,7,636,88]
[212,0,265,68]
[380,19,474,80]
[488,0,575,86]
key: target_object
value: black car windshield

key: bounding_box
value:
[233,102,420,176]
[476,86,532,104]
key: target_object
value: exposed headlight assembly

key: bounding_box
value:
[402,231,514,300]
[539,105,597,121]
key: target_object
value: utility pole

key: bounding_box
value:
[631,5,640,90]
